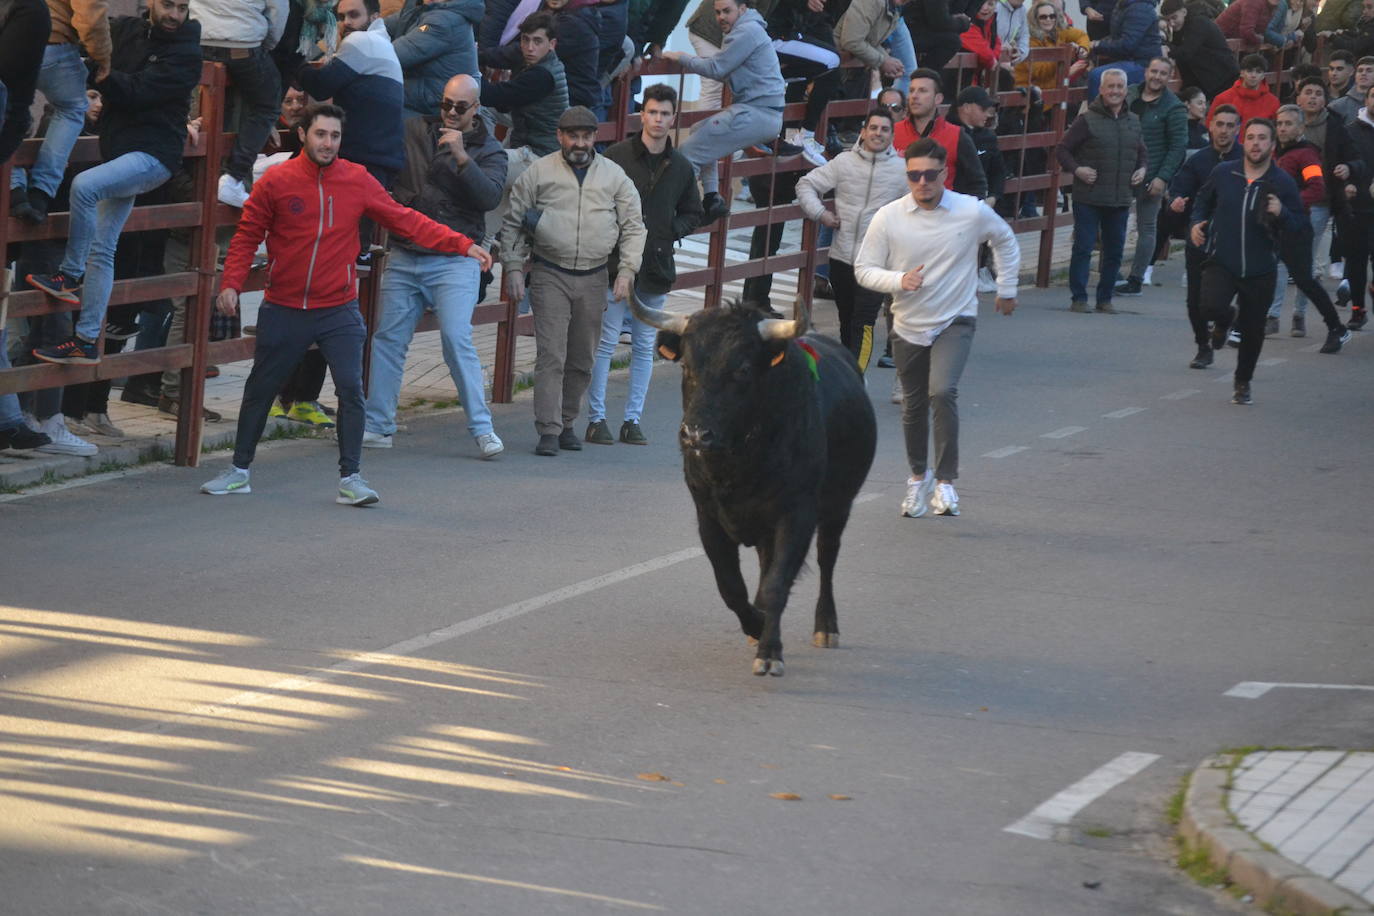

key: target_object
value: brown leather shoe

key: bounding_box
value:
[158,395,222,422]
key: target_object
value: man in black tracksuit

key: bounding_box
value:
[584,82,702,446]
[1191,117,1306,406]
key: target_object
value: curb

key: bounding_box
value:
[1179,756,1374,916]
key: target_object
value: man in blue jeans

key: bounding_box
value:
[585,83,701,446]
[362,74,508,458]
[8,0,109,223]
[28,0,201,364]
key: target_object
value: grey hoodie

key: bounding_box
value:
[678,8,785,109]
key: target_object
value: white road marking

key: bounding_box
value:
[1004,752,1162,840]
[1161,389,1201,400]
[1102,407,1146,419]
[1215,373,1235,383]
[1225,681,1374,699]
[854,492,882,505]
[12,546,707,772]
[982,446,1029,459]
[1300,344,1322,353]
[1258,357,1287,367]
[1041,426,1086,439]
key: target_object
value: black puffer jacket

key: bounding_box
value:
[96,14,202,175]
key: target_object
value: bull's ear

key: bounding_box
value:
[656,331,682,362]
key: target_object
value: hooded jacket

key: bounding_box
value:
[222,153,475,309]
[678,7,786,108]
[1190,157,1305,277]
[96,13,202,176]
[961,10,1003,71]
[392,114,506,252]
[1094,0,1162,67]
[385,0,483,118]
[1205,79,1279,127]
[603,133,702,294]
[796,140,909,264]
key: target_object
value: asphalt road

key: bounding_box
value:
[2,269,1372,915]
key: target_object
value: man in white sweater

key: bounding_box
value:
[855,137,1020,519]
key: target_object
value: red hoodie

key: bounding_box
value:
[961,14,1002,72]
[1206,79,1279,129]
[221,154,474,310]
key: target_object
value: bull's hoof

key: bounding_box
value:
[812,632,839,649]
[752,658,784,677]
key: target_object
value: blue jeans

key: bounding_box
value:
[0,329,25,431]
[1271,205,1329,318]
[10,44,88,198]
[1087,62,1146,98]
[1069,201,1130,304]
[816,224,835,279]
[883,19,918,85]
[587,287,663,424]
[60,151,171,340]
[365,247,492,437]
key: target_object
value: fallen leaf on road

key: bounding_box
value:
[714,779,727,784]
[769,793,802,801]
[637,772,669,782]
[556,766,573,771]
[828,794,852,801]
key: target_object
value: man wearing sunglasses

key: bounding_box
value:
[361,74,509,459]
[854,137,1019,520]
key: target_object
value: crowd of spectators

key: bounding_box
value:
[0,0,1364,478]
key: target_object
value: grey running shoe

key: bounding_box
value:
[930,482,960,516]
[338,473,379,506]
[901,471,934,518]
[202,466,251,495]
[1264,315,1279,336]
[475,431,504,458]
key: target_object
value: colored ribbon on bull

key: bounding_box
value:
[796,339,820,381]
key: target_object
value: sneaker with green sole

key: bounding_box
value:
[337,473,379,506]
[202,466,251,495]
[287,400,335,427]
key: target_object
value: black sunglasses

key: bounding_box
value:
[906,168,945,184]
[882,102,905,110]
[440,100,476,115]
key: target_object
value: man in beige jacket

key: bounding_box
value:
[10,0,112,224]
[835,0,910,84]
[499,106,646,456]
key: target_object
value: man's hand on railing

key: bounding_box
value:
[880,56,905,80]
[216,287,240,317]
[503,269,525,304]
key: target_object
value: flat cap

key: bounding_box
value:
[557,106,599,131]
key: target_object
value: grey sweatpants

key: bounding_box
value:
[678,103,783,195]
[893,317,976,481]
[529,262,607,436]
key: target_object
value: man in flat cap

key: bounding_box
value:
[499,106,647,456]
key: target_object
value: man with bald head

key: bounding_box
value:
[362,73,509,458]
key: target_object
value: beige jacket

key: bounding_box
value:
[48,0,112,72]
[835,0,902,70]
[500,151,646,278]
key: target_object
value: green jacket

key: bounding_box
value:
[1127,83,1189,185]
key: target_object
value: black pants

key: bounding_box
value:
[912,30,963,75]
[1337,211,1372,312]
[233,302,366,476]
[827,258,884,373]
[1184,244,1209,349]
[778,53,841,133]
[358,164,397,251]
[205,46,283,185]
[279,349,328,405]
[741,169,800,310]
[1199,263,1275,383]
[1280,229,1345,332]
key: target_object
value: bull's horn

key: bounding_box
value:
[630,291,690,334]
[757,318,802,340]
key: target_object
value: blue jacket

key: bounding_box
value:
[1171,143,1241,248]
[297,19,405,171]
[1191,159,1306,277]
[1095,0,1162,67]
[385,0,483,119]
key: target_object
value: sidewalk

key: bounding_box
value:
[1,216,1080,491]
[1181,751,1374,915]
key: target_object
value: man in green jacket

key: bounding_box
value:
[1116,55,1188,295]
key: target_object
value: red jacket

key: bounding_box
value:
[961,15,1002,72]
[893,115,964,190]
[1215,0,1271,49]
[221,154,474,309]
[1206,80,1279,128]
[1276,139,1326,210]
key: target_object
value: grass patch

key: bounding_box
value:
[1165,770,1191,826]
[1176,836,1234,890]
[1081,826,1115,838]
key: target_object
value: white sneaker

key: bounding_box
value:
[201,465,251,495]
[799,136,828,168]
[35,414,97,456]
[475,431,504,459]
[361,430,393,449]
[217,173,249,208]
[901,470,934,518]
[1329,261,1345,281]
[976,266,997,294]
[930,482,960,516]
[1141,265,1154,286]
[891,377,903,405]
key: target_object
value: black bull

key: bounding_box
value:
[632,296,878,676]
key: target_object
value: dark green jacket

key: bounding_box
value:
[1056,96,1146,207]
[604,134,703,294]
[1127,84,1189,186]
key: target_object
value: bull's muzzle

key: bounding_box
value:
[679,423,719,453]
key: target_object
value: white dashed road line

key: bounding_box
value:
[982,446,1029,459]
[1224,681,1374,699]
[1040,426,1086,439]
[1258,357,1288,367]
[1102,407,1146,419]
[1004,751,1162,840]
[1161,389,1201,400]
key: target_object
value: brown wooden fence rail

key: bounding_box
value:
[0,40,1308,468]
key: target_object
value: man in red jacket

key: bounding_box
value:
[1207,54,1280,126]
[201,103,492,505]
